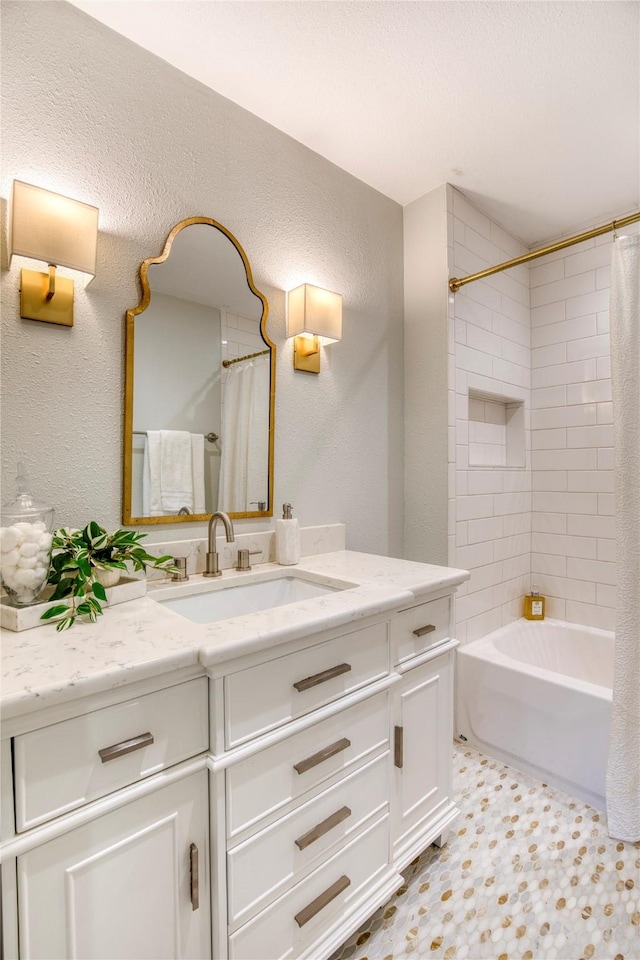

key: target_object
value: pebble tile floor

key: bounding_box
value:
[331,744,640,960]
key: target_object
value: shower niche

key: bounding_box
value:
[467,389,525,468]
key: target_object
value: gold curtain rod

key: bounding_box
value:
[222,348,270,368]
[449,210,640,293]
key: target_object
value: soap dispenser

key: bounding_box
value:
[275,503,300,566]
[524,584,545,621]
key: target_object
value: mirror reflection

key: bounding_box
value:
[123,218,274,524]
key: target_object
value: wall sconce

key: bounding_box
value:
[9,180,99,327]
[286,283,342,374]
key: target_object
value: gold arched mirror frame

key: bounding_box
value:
[123,216,275,525]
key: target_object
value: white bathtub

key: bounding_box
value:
[456,618,613,809]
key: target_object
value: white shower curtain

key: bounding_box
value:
[218,355,270,512]
[606,233,640,842]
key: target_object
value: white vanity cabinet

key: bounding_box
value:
[17,770,211,960]
[209,619,398,960]
[209,600,459,960]
[1,675,211,960]
[392,654,454,864]
[390,593,458,867]
[1,573,464,960]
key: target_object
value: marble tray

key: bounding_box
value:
[0,576,147,632]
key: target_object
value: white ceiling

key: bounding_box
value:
[70,0,639,245]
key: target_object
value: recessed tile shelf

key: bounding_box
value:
[468,389,525,468]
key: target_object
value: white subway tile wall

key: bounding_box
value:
[448,188,531,642]
[448,192,633,639]
[528,235,618,632]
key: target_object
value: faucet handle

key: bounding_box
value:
[171,557,189,581]
[235,549,261,572]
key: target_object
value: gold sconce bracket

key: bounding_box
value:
[20,267,74,326]
[293,334,321,374]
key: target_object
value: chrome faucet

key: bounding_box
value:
[203,511,235,578]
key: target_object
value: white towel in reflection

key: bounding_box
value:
[191,433,205,515]
[142,430,193,515]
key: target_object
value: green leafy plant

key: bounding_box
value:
[40,521,176,631]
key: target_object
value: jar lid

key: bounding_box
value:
[1,463,53,519]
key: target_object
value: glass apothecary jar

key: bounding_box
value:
[0,466,54,606]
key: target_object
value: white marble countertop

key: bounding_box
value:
[1,551,469,721]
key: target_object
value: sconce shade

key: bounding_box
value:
[286,283,342,342]
[9,180,99,281]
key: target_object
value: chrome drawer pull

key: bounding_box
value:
[293,663,351,693]
[98,732,154,763]
[413,624,436,638]
[294,875,351,927]
[293,737,351,775]
[190,842,199,911]
[394,725,404,769]
[295,805,352,851]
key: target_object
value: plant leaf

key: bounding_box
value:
[40,604,71,620]
[76,602,93,616]
[91,581,107,602]
[49,580,74,601]
[56,616,75,631]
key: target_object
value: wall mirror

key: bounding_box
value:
[123,217,275,525]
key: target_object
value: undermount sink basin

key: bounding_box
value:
[155,571,354,625]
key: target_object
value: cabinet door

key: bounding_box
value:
[392,655,453,855]
[18,771,210,960]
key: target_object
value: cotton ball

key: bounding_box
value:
[13,568,38,587]
[29,569,46,588]
[0,528,19,553]
[1,549,20,569]
[32,520,46,533]
[25,525,45,543]
[1,568,19,589]
[38,532,53,551]
[37,548,51,564]
[13,522,32,537]
[19,542,39,558]
[18,555,38,570]
[33,565,47,581]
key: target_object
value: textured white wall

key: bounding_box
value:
[403,185,450,565]
[1,1,404,555]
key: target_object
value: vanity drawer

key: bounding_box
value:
[226,691,389,838]
[224,621,389,748]
[14,678,208,832]
[227,752,388,928]
[228,812,389,960]
[391,595,451,664]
